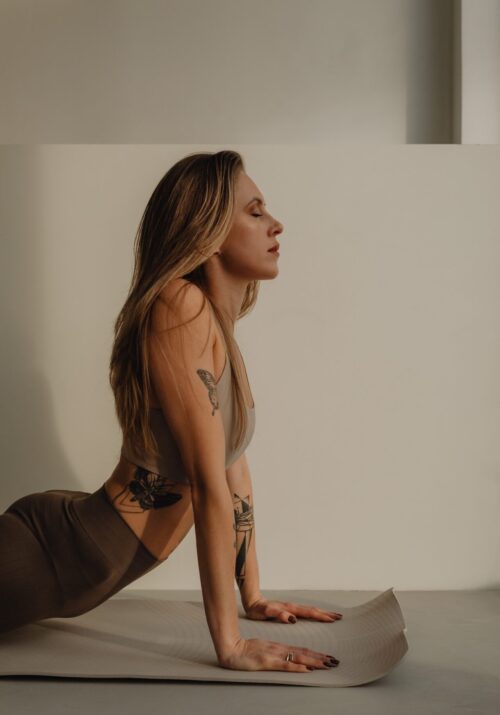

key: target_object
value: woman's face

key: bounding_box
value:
[218,171,284,280]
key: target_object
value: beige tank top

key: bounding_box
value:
[120,355,256,483]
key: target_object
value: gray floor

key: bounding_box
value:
[1,589,499,715]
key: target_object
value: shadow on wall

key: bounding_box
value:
[0,147,83,508]
[406,0,460,144]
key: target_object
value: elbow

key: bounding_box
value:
[190,476,230,506]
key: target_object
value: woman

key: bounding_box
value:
[0,150,341,673]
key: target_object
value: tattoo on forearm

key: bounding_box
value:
[196,369,220,416]
[232,491,254,588]
[112,466,183,512]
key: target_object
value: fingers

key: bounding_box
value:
[284,604,343,621]
[270,653,338,672]
[267,641,338,664]
[277,611,297,624]
[295,604,338,618]
[301,645,339,663]
[269,657,317,673]
[282,661,314,672]
[280,609,340,623]
[266,600,343,623]
[278,660,310,673]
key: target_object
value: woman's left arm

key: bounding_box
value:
[226,453,344,625]
[226,452,262,611]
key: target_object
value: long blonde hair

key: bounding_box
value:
[109,150,259,460]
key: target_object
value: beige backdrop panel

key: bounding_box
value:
[0,145,498,591]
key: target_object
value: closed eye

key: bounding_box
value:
[251,213,263,218]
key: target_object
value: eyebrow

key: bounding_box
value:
[245,196,266,208]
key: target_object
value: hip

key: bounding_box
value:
[4,485,162,617]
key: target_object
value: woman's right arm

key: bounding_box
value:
[148,279,241,661]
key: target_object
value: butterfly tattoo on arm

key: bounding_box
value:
[196,368,220,416]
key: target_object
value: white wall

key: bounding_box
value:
[0,0,454,144]
[1,145,498,591]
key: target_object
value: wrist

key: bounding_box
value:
[241,592,264,611]
[215,634,243,663]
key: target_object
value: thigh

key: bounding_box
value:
[4,489,118,621]
[0,511,62,634]
[1,487,163,628]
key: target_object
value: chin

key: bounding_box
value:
[259,266,279,280]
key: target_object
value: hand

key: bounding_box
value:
[243,597,343,624]
[218,637,340,672]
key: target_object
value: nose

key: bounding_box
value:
[273,219,284,235]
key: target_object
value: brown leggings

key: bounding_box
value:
[0,484,161,634]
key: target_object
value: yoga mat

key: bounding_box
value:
[0,587,408,687]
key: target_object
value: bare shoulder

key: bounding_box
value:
[154,279,207,324]
[158,277,204,312]
[153,279,217,351]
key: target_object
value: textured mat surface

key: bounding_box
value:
[0,587,408,687]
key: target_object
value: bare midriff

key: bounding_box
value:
[103,456,195,563]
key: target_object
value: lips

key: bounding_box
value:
[268,243,280,252]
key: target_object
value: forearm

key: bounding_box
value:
[191,484,242,661]
[228,456,262,610]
